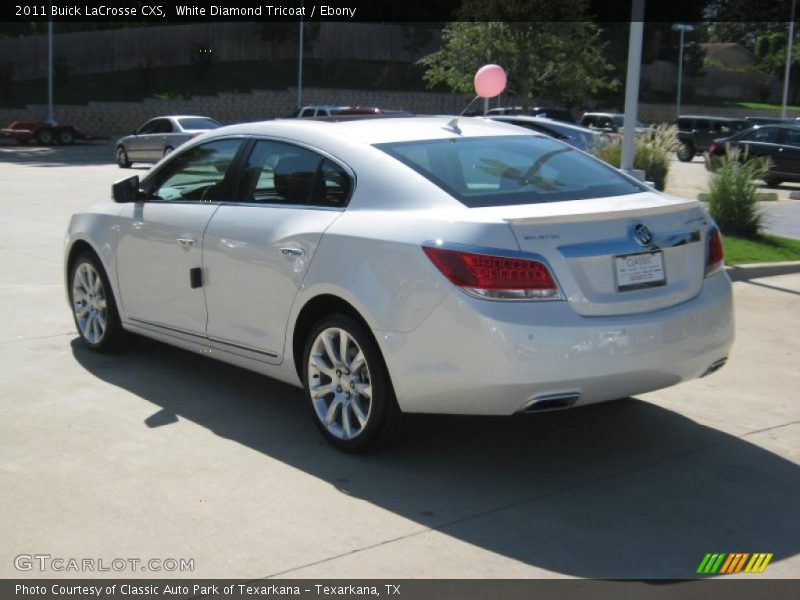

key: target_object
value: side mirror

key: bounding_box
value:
[112,175,143,203]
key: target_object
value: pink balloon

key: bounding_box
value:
[474,64,507,98]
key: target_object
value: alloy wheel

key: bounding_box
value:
[307,327,372,440]
[72,262,108,344]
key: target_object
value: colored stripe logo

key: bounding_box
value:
[697,553,773,574]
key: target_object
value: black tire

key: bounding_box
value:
[677,143,695,162]
[302,313,406,453]
[69,252,128,352]
[163,146,174,157]
[35,128,54,145]
[116,146,131,168]
[58,129,75,145]
[763,177,782,187]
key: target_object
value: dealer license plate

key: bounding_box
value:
[614,251,666,292]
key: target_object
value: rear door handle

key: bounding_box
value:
[280,247,304,256]
[177,237,197,247]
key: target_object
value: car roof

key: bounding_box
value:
[153,115,216,120]
[207,116,537,146]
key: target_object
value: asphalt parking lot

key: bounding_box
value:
[1,141,799,580]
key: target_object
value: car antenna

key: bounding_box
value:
[442,95,479,134]
[445,65,507,135]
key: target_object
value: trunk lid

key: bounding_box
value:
[475,192,712,316]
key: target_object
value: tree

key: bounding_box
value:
[419,0,617,108]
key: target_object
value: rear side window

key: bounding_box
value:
[178,117,220,130]
[236,140,351,207]
[155,119,174,134]
[782,128,800,147]
[376,135,645,208]
[743,127,780,143]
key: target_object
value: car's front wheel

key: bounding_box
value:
[116,146,131,168]
[763,176,783,187]
[303,314,405,452]
[70,252,127,351]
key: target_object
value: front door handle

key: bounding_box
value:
[280,247,304,256]
[177,237,197,247]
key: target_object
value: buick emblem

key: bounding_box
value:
[632,223,654,246]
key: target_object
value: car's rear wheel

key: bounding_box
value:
[58,129,75,145]
[763,176,782,187]
[164,146,174,157]
[303,314,405,452]
[116,146,131,168]
[70,253,126,351]
[677,143,695,162]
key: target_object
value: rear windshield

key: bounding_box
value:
[178,117,221,130]
[375,135,645,208]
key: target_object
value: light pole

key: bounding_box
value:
[621,0,645,175]
[672,23,694,120]
[781,0,796,118]
[47,0,54,123]
[297,1,304,110]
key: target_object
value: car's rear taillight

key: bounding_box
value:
[706,228,725,276]
[708,142,717,154]
[422,245,562,300]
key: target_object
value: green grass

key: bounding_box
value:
[723,234,800,265]
[721,100,800,112]
[0,58,437,108]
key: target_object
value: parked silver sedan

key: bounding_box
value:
[67,117,733,452]
[115,115,221,168]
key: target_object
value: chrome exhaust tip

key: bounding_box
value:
[701,357,728,377]
[517,392,580,414]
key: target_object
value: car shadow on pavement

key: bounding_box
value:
[71,336,800,579]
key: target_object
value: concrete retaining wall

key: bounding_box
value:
[0,87,473,138]
[1,89,798,140]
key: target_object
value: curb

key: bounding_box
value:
[726,261,800,282]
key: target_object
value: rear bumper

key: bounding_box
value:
[379,272,734,415]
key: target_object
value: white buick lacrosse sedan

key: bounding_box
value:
[65,117,734,451]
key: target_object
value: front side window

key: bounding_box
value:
[147,139,243,202]
[376,135,645,208]
[236,140,351,207]
[137,120,159,135]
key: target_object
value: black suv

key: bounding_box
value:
[676,115,750,162]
